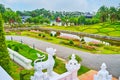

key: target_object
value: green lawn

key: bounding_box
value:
[42,22,120,37]
[9,60,23,80]
[7,40,90,76]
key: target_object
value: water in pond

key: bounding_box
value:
[60,33,110,45]
[83,37,110,45]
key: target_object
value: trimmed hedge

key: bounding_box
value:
[0,14,10,72]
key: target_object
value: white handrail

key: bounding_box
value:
[8,48,33,70]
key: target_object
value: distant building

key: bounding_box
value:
[84,12,93,18]
[56,17,61,22]
[21,16,31,23]
[50,17,62,26]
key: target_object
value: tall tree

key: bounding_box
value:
[98,6,109,22]
[117,4,120,20]
[78,16,85,25]
[0,4,5,13]
[109,7,117,22]
[0,14,10,72]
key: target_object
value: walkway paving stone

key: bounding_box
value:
[79,70,117,80]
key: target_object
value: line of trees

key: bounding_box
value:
[96,5,120,22]
[0,4,120,26]
[0,4,21,24]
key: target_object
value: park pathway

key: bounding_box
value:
[6,36,120,78]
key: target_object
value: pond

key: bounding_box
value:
[60,32,120,46]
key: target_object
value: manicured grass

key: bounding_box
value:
[7,40,47,62]
[99,28,115,33]
[9,60,23,80]
[108,31,120,37]
[83,29,98,34]
[7,40,90,75]
[42,23,120,37]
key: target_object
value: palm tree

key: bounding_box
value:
[109,7,117,22]
[98,6,109,22]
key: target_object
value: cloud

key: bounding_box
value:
[0,0,119,12]
[0,0,88,11]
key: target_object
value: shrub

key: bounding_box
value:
[81,38,84,42]
[104,46,120,52]
[81,38,85,44]
[14,46,19,52]
[0,14,10,72]
[42,34,45,38]
[7,44,12,48]
[54,34,57,37]
[69,40,74,45]
[50,33,53,36]
[20,70,34,80]
[68,54,82,63]
[38,33,41,36]
[59,41,68,45]
[56,31,61,36]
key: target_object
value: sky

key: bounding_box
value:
[0,0,119,12]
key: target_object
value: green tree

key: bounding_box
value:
[69,17,78,25]
[3,9,21,24]
[0,4,5,13]
[0,14,10,72]
[118,8,120,20]
[78,16,85,25]
[109,7,117,22]
[98,6,109,22]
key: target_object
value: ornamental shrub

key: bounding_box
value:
[42,34,45,38]
[50,33,53,36]
[38,33,41,36]
[0,14,10,72]
[69,40,74,45]
[20,70,33,80]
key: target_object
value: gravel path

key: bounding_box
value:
[6,36,120,78]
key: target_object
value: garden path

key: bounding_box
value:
[6,36,120,78]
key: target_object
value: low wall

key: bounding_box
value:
[8,48,33,70]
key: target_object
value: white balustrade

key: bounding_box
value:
[31,51,80,80]
[8,48,33,70]
[94,63,112,80]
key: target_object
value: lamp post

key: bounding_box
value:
[11,36,13,41]
[33,44,35,49]
[20,39,23,44]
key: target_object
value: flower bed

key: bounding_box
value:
[57,35,80,41]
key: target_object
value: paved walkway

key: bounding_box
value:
[78,70,117,80]
[6,36,120,78]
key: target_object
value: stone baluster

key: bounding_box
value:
[94,63,112,80]
[66,54,81,80]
